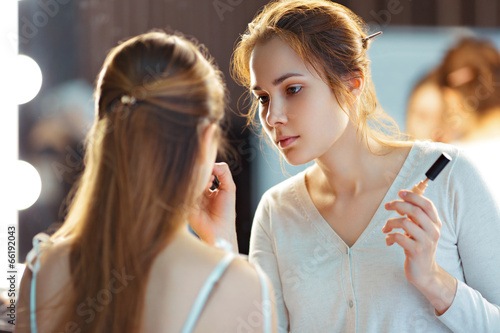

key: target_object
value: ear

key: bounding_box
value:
[345,72,365,98]
[199,123,218,163]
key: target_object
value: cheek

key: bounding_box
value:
[258,107,271,129]
[310,107,349,143]
[258,107,265,124]
[258,109,274,137]
[309,97,347,125]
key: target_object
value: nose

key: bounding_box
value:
[265,100,287,128]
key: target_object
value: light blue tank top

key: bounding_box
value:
[27,234,272,333]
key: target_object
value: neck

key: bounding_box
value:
[161,223,199,255]
[308,123,406,198]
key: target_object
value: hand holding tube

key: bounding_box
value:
[188,162,238,252]
[383,152,456,315]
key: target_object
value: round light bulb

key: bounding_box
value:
[9,160,42,210]
[15,55,43,105]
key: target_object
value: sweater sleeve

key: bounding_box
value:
[249,194,290,333]
[437,150,500,332]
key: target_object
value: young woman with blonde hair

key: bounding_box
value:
[226,0,500,331]
[16,31,276,333]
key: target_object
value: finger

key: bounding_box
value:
[385,201,406,216]
[385,200,435,233]
[383,217,426,241]
[211,162,236,192]
[382,217,408,233]
[399,190,441,227]
[385,232,416,251]
[383,217,413,239]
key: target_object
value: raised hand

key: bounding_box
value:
[383,190,457,315]
[188,162,238,252]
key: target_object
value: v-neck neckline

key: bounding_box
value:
[294,143,419,251]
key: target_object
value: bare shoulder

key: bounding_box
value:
[192,240,264,300]
[30,237,73,319]
[145,231,277,332]
[19,237,72,296]
[196,251,276,332]
[187,233,264,290]
[36,237,72,291]
[15,238,73,333]
[225,255,263,288]
[194,239,264,299]
[222,254,264,299]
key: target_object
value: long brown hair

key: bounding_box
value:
[231,0,407,150]
[46,31,227,332]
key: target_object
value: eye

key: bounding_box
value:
[286,86,302,95]
[257,95,269,105]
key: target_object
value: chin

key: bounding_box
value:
[281,151,314,166]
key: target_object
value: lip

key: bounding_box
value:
[276,136,299,148]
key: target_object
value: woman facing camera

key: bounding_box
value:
[227,0,500,332]
[16,31,276,333]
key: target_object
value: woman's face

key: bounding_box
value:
[249,37,350,166]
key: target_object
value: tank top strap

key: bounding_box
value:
[25,233,54,333]
[181,251,237,333]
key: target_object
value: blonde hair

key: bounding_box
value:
[231,0,407,150]
[44,31,227,332]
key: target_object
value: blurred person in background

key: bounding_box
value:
[406,70,449,142]
[407,37,500,201]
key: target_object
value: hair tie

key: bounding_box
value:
[121,95,137,105]
[362,31,383,48]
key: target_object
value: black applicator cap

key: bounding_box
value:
[425,153,452,181]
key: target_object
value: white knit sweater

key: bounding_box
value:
[250,141,500,333]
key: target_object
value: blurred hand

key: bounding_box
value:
[188,162,238,252]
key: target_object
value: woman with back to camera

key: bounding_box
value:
[15,31,277,333]
[218,0,500,331]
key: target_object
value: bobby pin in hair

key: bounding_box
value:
[361,31,383,48]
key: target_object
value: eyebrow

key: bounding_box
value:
[251,72,304,91]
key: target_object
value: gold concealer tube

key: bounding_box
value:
[411,153,452,195]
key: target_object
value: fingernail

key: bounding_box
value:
[399,191,407,197]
